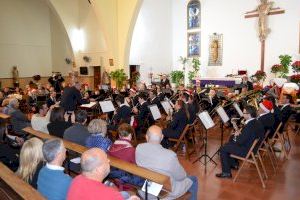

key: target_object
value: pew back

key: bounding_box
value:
[23,127,172,191]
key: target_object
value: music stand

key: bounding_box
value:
[211,106,230,160]
[193,111,217,173]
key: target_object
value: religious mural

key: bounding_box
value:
[208,34,223,66]
[188,32,200,57]
[187,0,200,29]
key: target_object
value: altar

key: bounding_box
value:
[194,77,242,87]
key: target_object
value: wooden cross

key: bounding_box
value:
[245,0,285,72]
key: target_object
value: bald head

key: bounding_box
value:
[81,148,110,179]
[146,125,163,143]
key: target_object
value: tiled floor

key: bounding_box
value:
[179,125,300,200]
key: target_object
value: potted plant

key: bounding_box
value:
[128,71,140,87]
[188,58,200,85]
[271,64,283,77]
[170,70,184,87]
[279,54,292,77]
[109,69,127,89]
[251,70,266,83]
[290,74,300,84]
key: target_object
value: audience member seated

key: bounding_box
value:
[31,103,50,134]
[16,138,44,189]
[216,105,264,178]
[63,110,89,146]
[162,99,188,148]
[136,125,198,200]
[86,119,112,152]
[1,98,12,114]
[47,107,72,138]
[108,123,144,187]
[67,148,140,200]
[8,98,31,136]
[257,99,275,135]
[37,138,72,200]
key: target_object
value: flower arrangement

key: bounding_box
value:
[251,70,266,82]
[292,61,300,73]
[290,74,300,83]
[271,64,283,74]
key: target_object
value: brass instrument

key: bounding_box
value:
[231,117,246,141]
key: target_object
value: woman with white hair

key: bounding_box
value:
[85,119,112,152]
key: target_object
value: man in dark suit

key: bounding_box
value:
[112,95,131,125]
[265,96,282,137]
[47,91,57,108]
[157,86,165,101]
[216,105,264,178]
[149,90,161,108]
[133,92,150,134]
[257,99,275,136]
[60,82,85,112]
[162,100,188,148]
[279,94,293,133]
[242,76,253,91]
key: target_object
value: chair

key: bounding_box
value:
[230,139,266,188]
[169,124,196,161]
[269,122,289,159]
[259,131,277,173]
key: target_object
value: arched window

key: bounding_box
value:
[187,0,201,57]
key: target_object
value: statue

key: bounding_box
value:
[210,40,219,63]
[246,0,274,41]
[12,66,19,87]
[102,71,110,85]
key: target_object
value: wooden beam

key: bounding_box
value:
[0,162,45,200]
[23,127,172,191]
[245,10,285,18]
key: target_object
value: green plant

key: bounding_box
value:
[170,70,184,87]
[128,71,140,87]
[278,54,292,77]
[188,58,200,84]
[109,69,127,89]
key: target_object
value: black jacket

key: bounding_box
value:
[113,105,131,124]
[257,112,275,135]
[163,108,188,138]
[137,102,149,128]
[60,87,84,111]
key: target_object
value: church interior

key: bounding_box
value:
[0,0,300,199]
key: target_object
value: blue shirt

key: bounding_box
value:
[37,165,72,200]
[85,133,112,152]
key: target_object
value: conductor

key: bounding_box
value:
[60,82,86,112]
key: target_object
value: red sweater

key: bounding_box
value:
[108,139,136,164]
[67,175,123,200]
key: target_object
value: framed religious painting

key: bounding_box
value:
[187,0,200,30]
[187,32,200,57]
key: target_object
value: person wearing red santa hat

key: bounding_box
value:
[257,99,275,137]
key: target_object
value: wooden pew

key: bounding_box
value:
[0,162,45,200]
[23,127,172,192]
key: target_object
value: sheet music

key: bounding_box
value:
[216,106,230,123]
[101,85,109,90]
[141,180,163,197]
[198,111,215,129]
[233,102,243,117]
[99,100,115,113]
[80,102,97,108]
[161,101,173,114]
[149,105,161,120]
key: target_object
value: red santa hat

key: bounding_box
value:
[259,100,273,113]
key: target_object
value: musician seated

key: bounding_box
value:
[216,105,264,178]
[110,95,131,129]
[279,94,293,133]
[257,99,275,135]
[242,75,253,91]
[161,100,188,148]
[157,85,167,100]
[149,90,161,109]
[136,125,198,200]
[129,88,139,107]
[47,91,57,108]
[265,96,282,137]
[132,93,150,134]
[181,93,197,124]
[207,89,220,112]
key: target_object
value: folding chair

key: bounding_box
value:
[230,139,266,188]
[259,131,277,173]
[269,122,289,159]
[169,124,196,161]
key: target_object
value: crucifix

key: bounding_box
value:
[245,0,285,72]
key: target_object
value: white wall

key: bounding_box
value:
[0,0,52,78]
[129,0,173,84]
[130,0,300,83]
[172,0,300,80]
